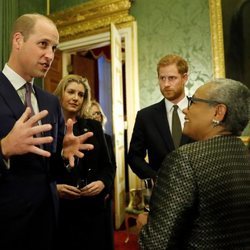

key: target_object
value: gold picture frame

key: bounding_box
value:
[209,0,225,78]
[49,0,135,42]
[209,0,250,144]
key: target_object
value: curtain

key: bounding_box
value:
[0,0,18,70]
[98,55,112,136]
[90,45,111,62]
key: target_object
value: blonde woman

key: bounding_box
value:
[54,75,115,250]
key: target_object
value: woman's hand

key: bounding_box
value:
[57,184,81,200]
[80,180,105,196]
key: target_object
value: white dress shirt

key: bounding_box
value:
[2,64,39,114]
[165,97,188,133]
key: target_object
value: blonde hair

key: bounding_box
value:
[54,74,91,118]
[88,100,107,129]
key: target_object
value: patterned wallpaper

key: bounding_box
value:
[16,0,213,109]
[50,0,88,13]
[130,0,212,108]
[18,0,45,15]
[8,0,249,139]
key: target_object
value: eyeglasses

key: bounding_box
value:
[187,96,221,109]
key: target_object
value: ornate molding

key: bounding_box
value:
[209,0,225,78]
[49,0,135,42]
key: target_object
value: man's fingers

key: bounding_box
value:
[29,124,52,136]
[65,118,73,135]
[78,132,94,151]
[75,151,84,158]
[18,107,32,123]
[32,136,53,145]
[69,156,75,168]
[79,143,94,152]
[29,145,51,157]
[19,108,49,125]
[27,110,49,126]
[79,132,94,143]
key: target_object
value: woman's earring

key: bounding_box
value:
[212,119,221,127]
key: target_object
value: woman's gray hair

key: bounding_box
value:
[206,78,250,135]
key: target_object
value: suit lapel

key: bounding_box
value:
[0,72,26,120]
[33,85,50,125]
[153,99,175,151]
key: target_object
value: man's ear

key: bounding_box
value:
[182,73,188,81]
[13,32,24,49]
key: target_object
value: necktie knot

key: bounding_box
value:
[25,82,33,93]
[173,105,178,111]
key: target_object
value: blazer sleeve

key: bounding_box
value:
[105,133,117,174]
[127,111,157,179]
[139,150,197,249]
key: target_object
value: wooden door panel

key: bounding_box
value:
[44,50,62,93]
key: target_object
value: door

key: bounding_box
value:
[111,23,126,229]
[72,52,98,99]
[44,22,139,229]
[44,49,62,93]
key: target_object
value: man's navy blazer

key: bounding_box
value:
[0,71,65,219]
[127,99,194,179]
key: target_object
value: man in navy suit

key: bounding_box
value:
[0,13,93,250]
[127,54,193,180]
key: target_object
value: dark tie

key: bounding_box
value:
[24,83,44,145]
[172,105,182,149]
[25,82,35,116]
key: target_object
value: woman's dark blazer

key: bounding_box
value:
[54,117,115,250]
[56,117,115,211]
[139,136,250,249]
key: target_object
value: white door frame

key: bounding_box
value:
[58,21,140,226]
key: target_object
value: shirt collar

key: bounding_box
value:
[165,96,188,113]
[3,64,34,91]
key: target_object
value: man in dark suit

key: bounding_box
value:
[0,13,93,250]
[127,54,193,180]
